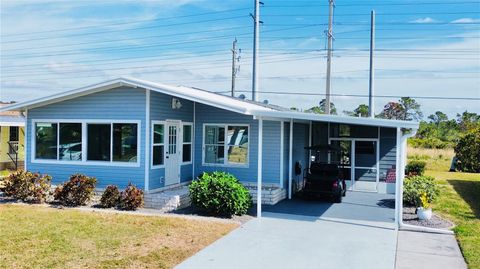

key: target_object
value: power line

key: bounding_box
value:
[2,8,252,37]
[228,90,480,100]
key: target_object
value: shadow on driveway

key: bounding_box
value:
[263,191,396,224]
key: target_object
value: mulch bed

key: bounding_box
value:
[403,206,454,229]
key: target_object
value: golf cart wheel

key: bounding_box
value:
[334,194,342,203]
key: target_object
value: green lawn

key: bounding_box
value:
[0,205,237,269]
[409,148,480,268]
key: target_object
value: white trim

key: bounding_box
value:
[288,119,293,199]
[279,121,284,188]
[181,122,193,165]
[145,89,150,191]
[201,123,250,168]
[31,119,141,167]
[192,102,196,180]
[24,109,28,171]
[151,120,166,169]
[395,128,402,227]
[257,117,263,217]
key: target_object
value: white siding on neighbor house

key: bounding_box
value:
[26,87,146,189]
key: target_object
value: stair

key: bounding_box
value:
[144,186,191,212]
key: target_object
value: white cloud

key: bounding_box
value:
[410,17,439,24]
[451,18,480,24]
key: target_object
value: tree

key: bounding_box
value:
[428,111,448,126]
[454,127,480,173]
[306,99,337,115]
[377,97,422,121]
[456,111,480,132]
[344,104,369,117]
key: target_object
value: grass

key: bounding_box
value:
[408,147,480,269]
[0,205,237,269]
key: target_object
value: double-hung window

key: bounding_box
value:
[203,124,248,166]
[182,124,192,163]
[152,123,165,166]
[34,121,139,164]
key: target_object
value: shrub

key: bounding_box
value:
[405,160,426,177]
[54,174,97,206]
[0,170,51,203]
[403,176,439,208]
[118,183,144,210]
[454,127,480,173]
[189,171,252,217]
[100,185,121,208]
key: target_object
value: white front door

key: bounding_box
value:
[165,122,181,186]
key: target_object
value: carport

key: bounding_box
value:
[252,111,418,229]
[177,191,399,269]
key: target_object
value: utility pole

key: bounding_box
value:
[231,38,240,97]
[368,10,375,118]
[325,0,334,114]
[251,0,263,102]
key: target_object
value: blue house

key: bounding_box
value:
[1,77,418,221]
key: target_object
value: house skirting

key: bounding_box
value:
[244,183,287,205]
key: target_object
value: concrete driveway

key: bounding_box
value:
[176,192,398,269]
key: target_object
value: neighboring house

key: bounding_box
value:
[0,102,25,170]
[0,77,418,222]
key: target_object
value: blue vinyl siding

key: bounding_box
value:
[262,121,281,185]
[379,127,397,181]
[26,87,146,189]
[292,123,309,182]
[194,103,258,183]
[149,91,193,190]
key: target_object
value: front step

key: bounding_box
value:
[144,186,191,212]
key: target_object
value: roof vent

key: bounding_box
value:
[263,99,269,104]
[238,94,246,100]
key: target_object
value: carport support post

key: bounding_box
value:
[288,118,293,199]
[395,127,404,228]
[257,117,263,217]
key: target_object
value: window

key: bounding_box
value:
[182,124,192,163]
[87,124,111,161]
[35,122,58,159]
[113,123,137,162]
[204,125,225,164]
[152,124,164,166]
[33,120,139,165]
[9,126,19,141]
[59,123,82,161]
[204,124,248,166]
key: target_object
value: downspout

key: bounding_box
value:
[396,128,454,234]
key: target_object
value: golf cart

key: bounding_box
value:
[300,145,347,203]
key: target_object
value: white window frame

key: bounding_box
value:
[31,119,141,167]
[151,120,166,169]
[202,123,250,168]
[182,122,193,165]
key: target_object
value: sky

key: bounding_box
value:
[0,0,479,119]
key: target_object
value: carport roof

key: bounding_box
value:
[0,77,418,129]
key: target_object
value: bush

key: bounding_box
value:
[118,183,144,210]
[54,174,97,206]
[0,171,51,203]
[189,172,252,217]
[454,127,480,173]
[100,185,121,208]
[403,176,439,208]
[405,160,426,177]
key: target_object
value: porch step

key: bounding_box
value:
[144,186,191,212]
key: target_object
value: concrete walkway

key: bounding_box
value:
[176,192,398,269]
[396,230,467,269]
